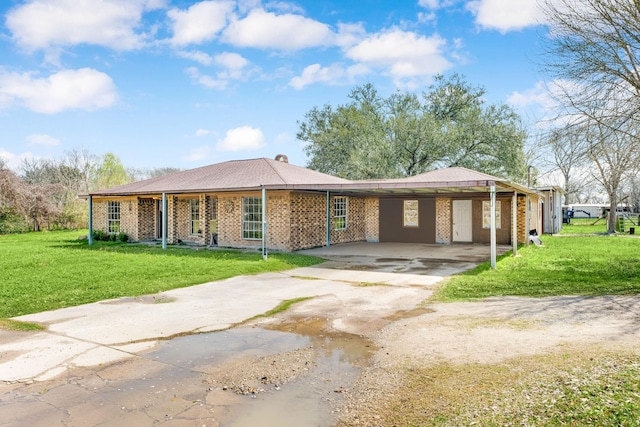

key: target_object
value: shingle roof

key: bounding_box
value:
[90,160,533,197]
[90,158,351,196]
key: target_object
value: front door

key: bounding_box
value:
[452,200,472,242]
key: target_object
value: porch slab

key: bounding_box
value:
[297,241,511,262]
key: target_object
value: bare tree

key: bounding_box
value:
[540,0,640,231]
[585,116,640,232]
[541,0,640,125]
[542,125,590,204]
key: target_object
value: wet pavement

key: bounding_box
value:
[0,242,505,425]
[1,323,373,427]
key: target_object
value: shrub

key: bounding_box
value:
[0,208,30,234]
[91,229,129,243]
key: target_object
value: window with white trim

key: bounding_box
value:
[334,196,348,230]
[242,197,262,239]
[107,201,121,234]
[190,199,200,234]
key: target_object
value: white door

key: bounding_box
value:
[452,200,473,242]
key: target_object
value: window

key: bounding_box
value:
[334,196,348,230]
[107,201,121,234]
[403,200,419,227]
[190,199,200,234]
[242,197,262,239]
[482,200,501,229]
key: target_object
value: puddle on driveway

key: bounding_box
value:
[0,322,374,427]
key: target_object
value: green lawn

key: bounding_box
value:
[435,235,640,301]
[0,230,322,318]
[558,217,607,234]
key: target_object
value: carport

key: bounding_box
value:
[295,167,536,269]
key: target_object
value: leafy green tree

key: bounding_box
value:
[298,75,528,181]
[92,152,131,190]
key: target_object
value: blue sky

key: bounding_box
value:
[0,0,553,172]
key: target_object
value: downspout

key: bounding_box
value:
[326,191,331,247]
[262,186,267,260]
[162,192,167,250]
[88,195,93,246]
[512,192,517,256]
[490,185,497,269]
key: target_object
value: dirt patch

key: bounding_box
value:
[204,346,317,395]
[334,295,640,426]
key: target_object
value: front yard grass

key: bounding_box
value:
[435,235,640,301]
[0,230,322,319]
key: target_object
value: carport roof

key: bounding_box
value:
[88,158,534,197]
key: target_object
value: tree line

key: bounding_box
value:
[0,150,179,233]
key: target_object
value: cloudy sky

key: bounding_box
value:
[0,0,552,171]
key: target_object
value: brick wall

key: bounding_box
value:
[365,197,379,242]
[291,192,326,250]
[267,192,292,251]
[330,196,366,244]
[172,196,206,244]
[217,194,247,248]
[435,197,451,244]
[168,196,178,243]
[91,198,139,240]
[517,195,527,244]
[137,198,155,240]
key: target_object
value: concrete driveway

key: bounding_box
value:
[0,242,503,383]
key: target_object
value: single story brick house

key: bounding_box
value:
[87,155,542,266]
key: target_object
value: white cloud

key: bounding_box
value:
[186,53,252,89]
[185,67,228,89]
[177,50,214,65]
[466,0,544,33]
[0,149,36,172]
[0,68,117,114]
[6,0,163,52]
[419,0,440,8]
[168,1,234,46]
[216,126,266,151]
[183,145,211,161]
[195,128,214,137]
[508,81,554,109]
[345,30,451,81]
[222,9,334,50]
[26,134,60,146]
[289,63,369,90]
[334,22,367,48]
[214,52,249,78]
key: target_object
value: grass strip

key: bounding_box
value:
[247,297,314,321]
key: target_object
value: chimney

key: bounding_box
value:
[275,154,288,163]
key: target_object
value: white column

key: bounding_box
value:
[490,185,497,269]
[262,187,267,260]
[162,193,167,250]
[88,195,93,246]
[512,193,517,256]
[326,191,331,247]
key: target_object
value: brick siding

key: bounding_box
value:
[330,196,366,244]
[365,197,379,242]
[435,197,451,244]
